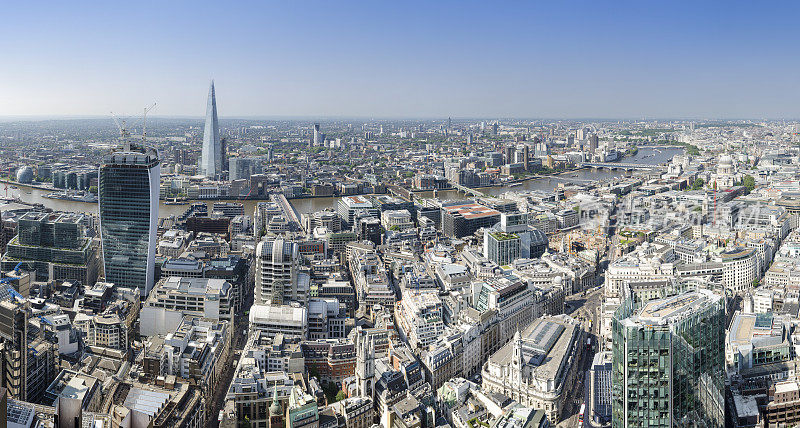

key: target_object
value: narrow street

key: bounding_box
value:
[558,283,605,427]
[208,314,249,427]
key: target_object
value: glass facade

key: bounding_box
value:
[612,290,725,428]
[1,212,96,284]
[201,81,221,178]
[99,148,160,296]
[485,232,520,266]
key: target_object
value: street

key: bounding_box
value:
[208,313,249,428]
[558,283,605,428]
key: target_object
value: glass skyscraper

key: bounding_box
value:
[612,288,725,428]
[200,80,221,178]
[98,143,160,296]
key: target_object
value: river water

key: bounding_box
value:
[9,147,682,217]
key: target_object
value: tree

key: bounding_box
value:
[690,178,705,190]
[335,391,347,402]
[742,175,756,192]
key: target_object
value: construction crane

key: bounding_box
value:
[111,113,132,151]
[141,102,157,144]
[111,102,157,150]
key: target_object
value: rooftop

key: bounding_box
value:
[488,315,577,384]
[626,288,721,326]
[443,202,501,219]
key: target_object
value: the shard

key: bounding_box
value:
[200,80,221,178]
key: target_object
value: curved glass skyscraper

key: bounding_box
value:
[98,143,160,296]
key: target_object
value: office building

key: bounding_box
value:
[226,332,301,427]
[372,195,415,215]
[98,140,160,296]
[255,239,309,305]
[1,212,98,285]
[303,209,342,233]
[0,299,59,403]
[229,156,263,181]
[74,285,139,353]
[312,123,321,147]
[483,212,548,265]
[201,80,222,178]
[113,380,206,428]
[611,289,725,428]
[589,134,599,152]
[356,215,382,246]
[301,339,356,385]
[337,196,379,229]
[588,351,612,426]
[249,304,308,340]
[381,209,414,231]
[141,276,234,336]
[396,291,444,350]
[441,201,501,238]
[212,202,245,219]
[142,316,232,403]
[287,384,319,428]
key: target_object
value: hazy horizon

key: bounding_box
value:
[3,1,800,118]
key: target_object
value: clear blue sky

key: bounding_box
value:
[2,1,800,119]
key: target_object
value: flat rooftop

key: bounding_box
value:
[341,195,372,207]
[625,288,720,326]
[443,202,501,219]
[729,311,784,348]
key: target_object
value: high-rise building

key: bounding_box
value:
[200,81,221,178]
[220,136,228,173]
[612,288,725,428]
[312,123,321,148]
[504,145,514,165]
[522,144,530,171]
[255,239,309,305]
[589,134,599,152]
[229,157,263,181]
[337,196,379,230]
[1,212,99,286]
[98,142,160,296]
[0,299,59,402]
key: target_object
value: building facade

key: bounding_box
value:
[200,81,222,178]
[611,289,725,428]
[98,143,160,296]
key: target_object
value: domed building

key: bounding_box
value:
[711,153,741,188]
[483,212,549,266]
[15,166,34,184]
[717,154,734,175]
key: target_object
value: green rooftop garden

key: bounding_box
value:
[490,232,518,241]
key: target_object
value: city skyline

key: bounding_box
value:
[4,2,800,427]
[4,1,800,119]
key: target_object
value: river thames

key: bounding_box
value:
[8,147,682,217]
